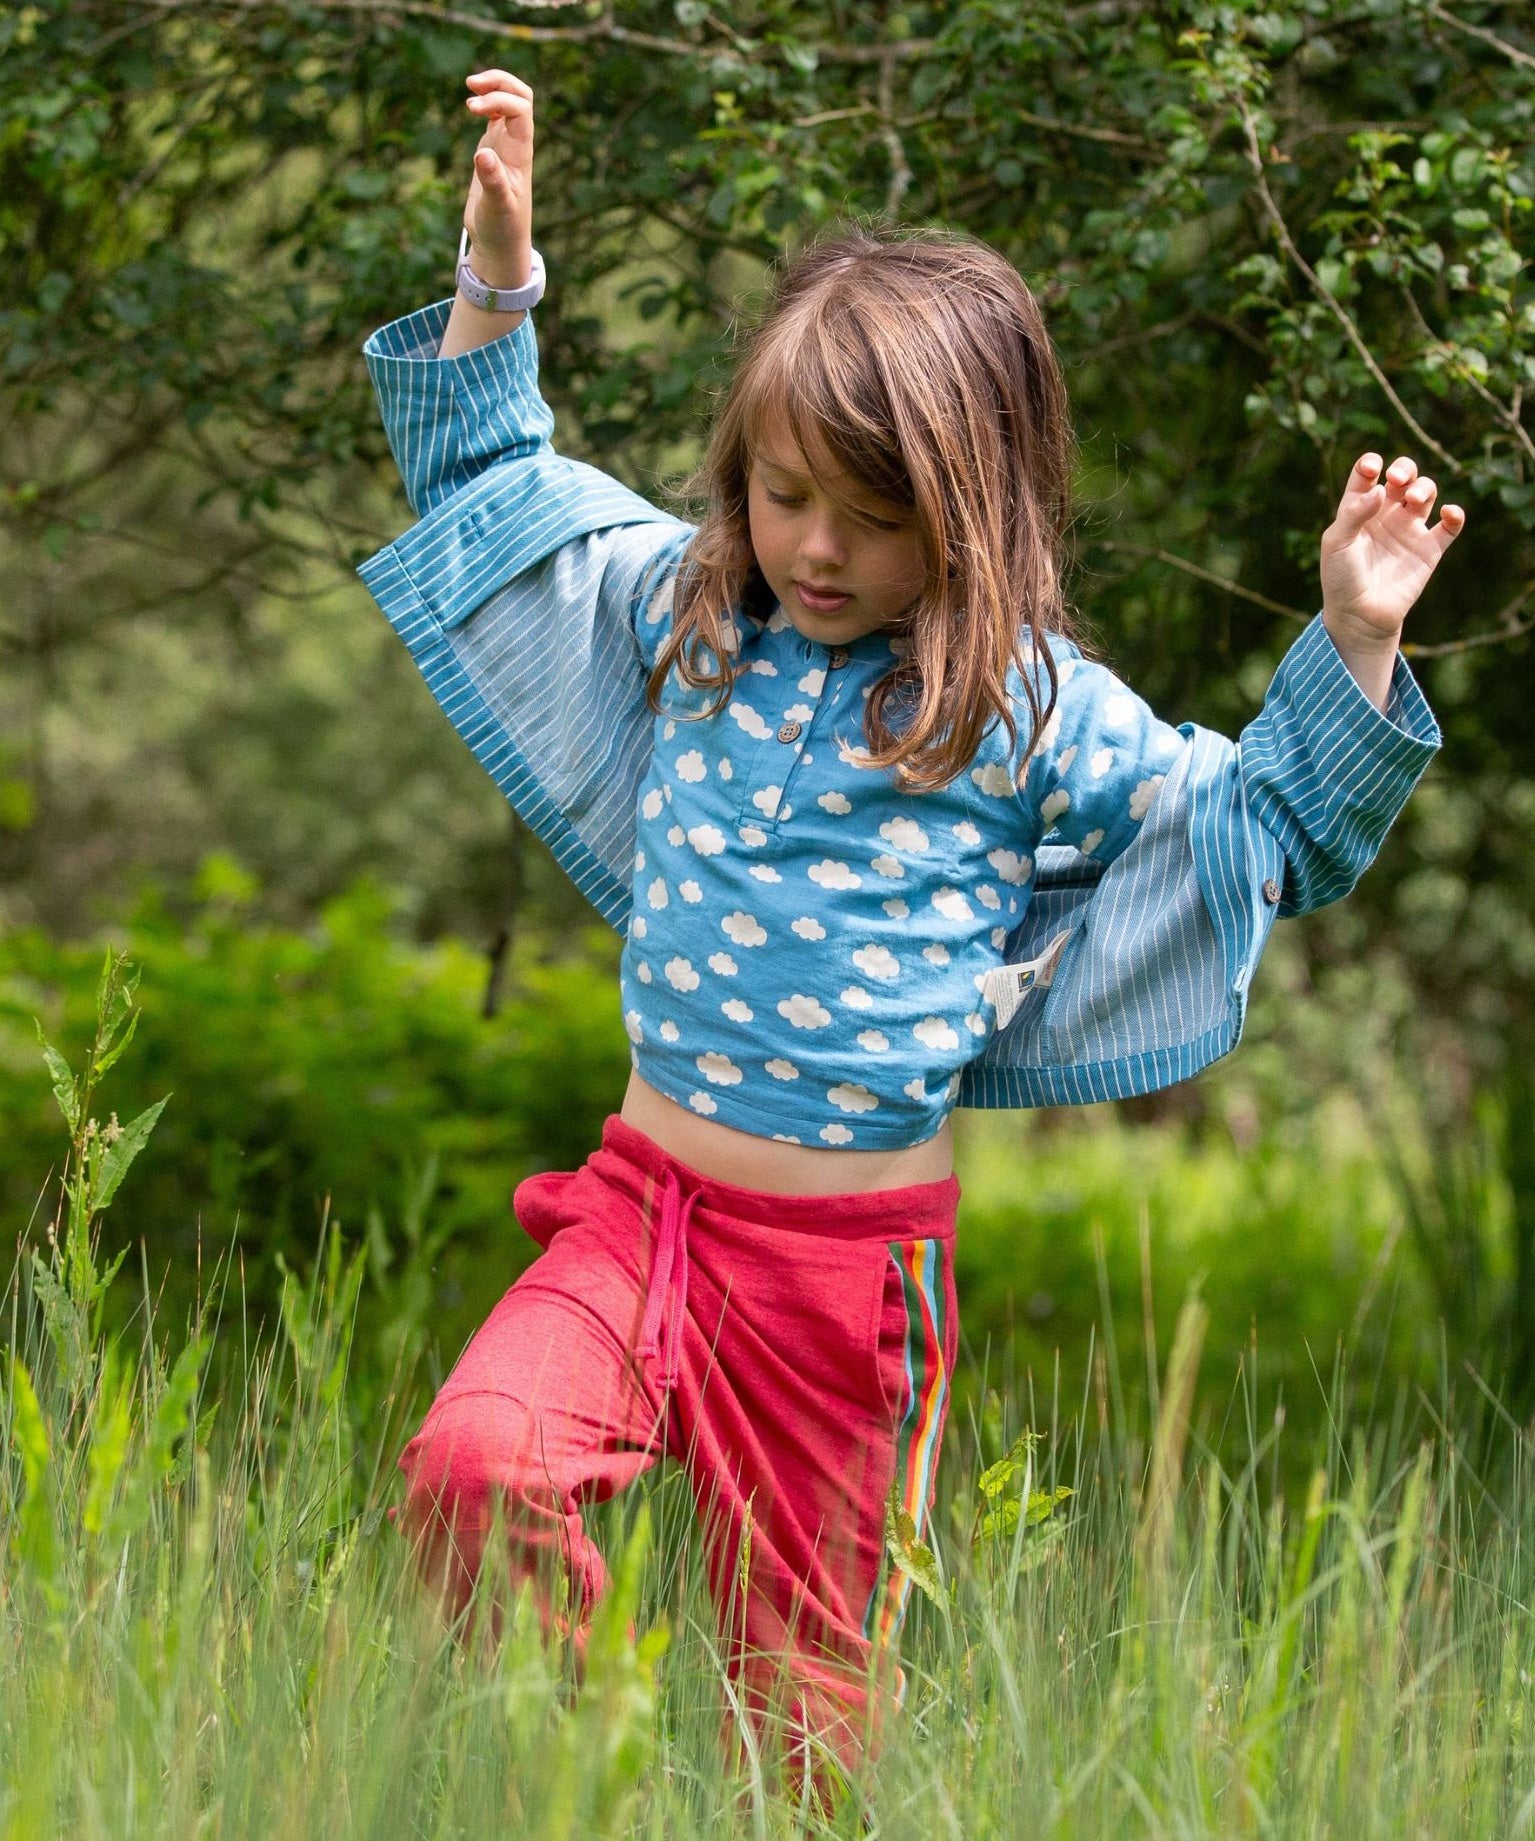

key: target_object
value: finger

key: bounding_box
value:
[1432,504,1466,553]
[1403,475,1438,520]
[466,70,532,96]
[473,146,510,189]
[1383,455,1417,496]
[467,90,534,121]
[1335,454,1386,531]
[1350,452,1384,491]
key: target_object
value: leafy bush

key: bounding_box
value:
[0,868,634,1340]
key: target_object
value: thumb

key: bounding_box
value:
[474,146,506,187]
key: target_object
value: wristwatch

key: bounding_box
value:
[456,228,546,313]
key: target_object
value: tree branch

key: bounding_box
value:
[142,0,939,68]
[1094,541,1534,658]
[1093,539,1312,620]
[1234,89,1464,474]
[1427,3,1535,74]
[877,49,912,218]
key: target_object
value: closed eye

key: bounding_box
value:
[764,487,907,532]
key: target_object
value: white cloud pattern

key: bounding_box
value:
[722,911,767,947]
[778,993,832,1029]
[971,763,1014,797]
[879,816,929,852]
[808,859,861,889]
[1130,774,1165,820]
[987,848,1031,884]
[728,702,771,740]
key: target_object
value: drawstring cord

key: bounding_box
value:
[637,1166,699,1392]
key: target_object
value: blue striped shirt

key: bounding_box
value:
[355,297,1442,1129]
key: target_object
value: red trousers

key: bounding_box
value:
[393,1114,959,1763]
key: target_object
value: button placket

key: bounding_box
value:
[733,639,838,836]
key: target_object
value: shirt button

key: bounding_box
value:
[1261,877,1282,905]
[776,720,802,744]
[828,648,850,670]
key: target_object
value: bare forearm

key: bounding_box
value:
[1322,607,1397,712]
[438,293,526,359]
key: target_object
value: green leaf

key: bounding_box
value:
[886,1503,945,1609]
[94,1094,170,1213]
[82,1350,134,1539]
[8,1358,63,1606]
[34,1022,79,1134]
[91,1008,139,1085]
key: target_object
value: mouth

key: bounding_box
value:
[795,582,853,613]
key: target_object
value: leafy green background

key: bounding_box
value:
[3,0,1533,1437]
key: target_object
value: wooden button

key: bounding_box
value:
[776,720,803,744]
[828,648,850,669]
[1262,877,1282,904]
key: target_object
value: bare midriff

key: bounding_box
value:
[620,1070,954,1196]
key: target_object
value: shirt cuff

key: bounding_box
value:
[1276,610,1442,781]
[360,297,553,516]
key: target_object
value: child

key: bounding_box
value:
[357,68,1459,1774]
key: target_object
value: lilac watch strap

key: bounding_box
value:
[455,229,546,313]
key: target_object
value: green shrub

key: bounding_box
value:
[0,867,633,1342]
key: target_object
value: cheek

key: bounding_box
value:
[870,534,927,600]
[748,499,790,573]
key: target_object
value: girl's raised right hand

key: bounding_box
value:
[461,70,535,290]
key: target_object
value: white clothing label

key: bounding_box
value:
[982,928,1076,1031]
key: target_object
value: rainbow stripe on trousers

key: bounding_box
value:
[864,1236,950,1650]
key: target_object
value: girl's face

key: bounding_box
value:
[746,412,928,646]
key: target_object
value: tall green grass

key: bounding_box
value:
[6,954,1535,1836]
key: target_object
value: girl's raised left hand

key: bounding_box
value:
[1319,453,1466,656]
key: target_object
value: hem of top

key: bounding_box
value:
[957,1015,1239,1109]
[627,1055,956,1153]
[596,1114,961,1231]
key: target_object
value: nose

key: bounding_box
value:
[798,505,849,573]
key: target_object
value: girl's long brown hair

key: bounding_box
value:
[648,219,1081,792]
